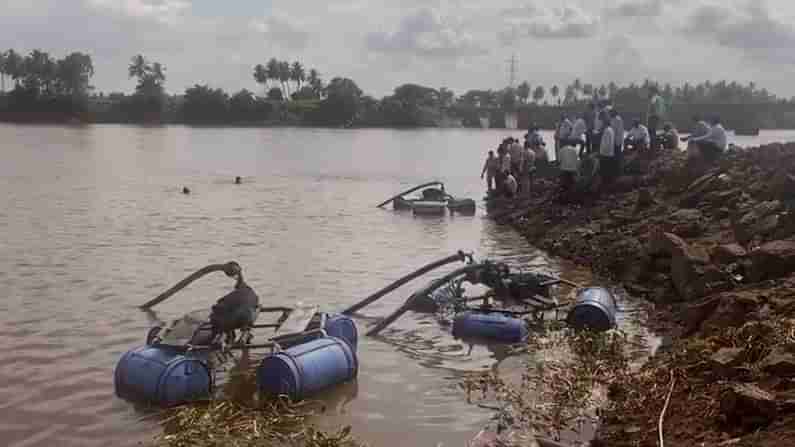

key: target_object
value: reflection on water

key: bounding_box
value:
[3,124,785,447]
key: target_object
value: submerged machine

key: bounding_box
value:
[343,251,619,342]
[377,181,477,215]
[114,262,358,406]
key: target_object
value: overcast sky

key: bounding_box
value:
[3,0,795,98]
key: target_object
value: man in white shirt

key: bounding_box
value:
[599,118,616,185]
[626,119,650,151]
[609,109,625,172]
[509,137,524,174]
[563,114,588,157]
[555,114,573,159]
[690,116,728,163]
[558,144,579,192]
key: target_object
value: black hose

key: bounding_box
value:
[342,251,470,315]
[139,262,241,309]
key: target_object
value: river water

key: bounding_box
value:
[1,124,792,447]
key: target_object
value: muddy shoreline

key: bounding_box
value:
[497,144,795,446]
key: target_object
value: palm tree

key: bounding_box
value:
[290,61,305,91]
[253,64,268,94]
[265,58,279,88]
[278,60,291,97]
[532,86,545,103]
[151,62,166,84]
[0,51,6,92]
[129,54,148,79]
[550,85,559,105]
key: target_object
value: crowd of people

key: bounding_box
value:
[481,86,730,198]
[481,125,549,199]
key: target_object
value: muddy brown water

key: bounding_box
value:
[2,125,790,447]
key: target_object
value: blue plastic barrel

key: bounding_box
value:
[452,311,529,343]
[323,314,358,350]
[257,336,358,400]
[114,346,212,406]
[566,287,617,332]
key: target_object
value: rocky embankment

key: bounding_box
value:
[502,144,795,446]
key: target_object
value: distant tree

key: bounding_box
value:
[265,58,280,88]
[291,86,317,101]
[290,61,305,91]
[532,85,545,103]
[307,68,323,98]
[564,85,576,105]
[608,82,618,98]
[582,83,594,99]
[0,51,6,92]
[500,87,517,110]
[267,87,284,101]
[438,87,455,108]
[181,84,229,123]
[315,77,362,125]
[516,81,530,104]
[550,85,560,104]
[128,55,147,80]
[253,64,268,93]
[572,78,582,94]
[597,85,607,99]
[277,60,291,97]
[230,88,257,120]
[56,52,94,97]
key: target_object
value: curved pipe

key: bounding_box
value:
[366,263,486,336]
[342,251,470,316]
[376,181,444,208]
[139,262,242,309]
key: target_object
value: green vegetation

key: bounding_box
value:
[2,47,795,128]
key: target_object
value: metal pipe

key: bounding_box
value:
[342,251,470,315]
[375,181,444,208]
[366,263,486,336]
[139,262,241,309]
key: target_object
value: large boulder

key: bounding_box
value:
[760,348,795,378]
[748,240,795,282]
[720,383,778,429]
[670,240,727,300]
[733,201,784,245]
[663,208,707,237]
[711,244,747,266]
[649,231,689,257]
[709,348,747,379]
[685,293,761,337]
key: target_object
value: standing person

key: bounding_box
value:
[648,86,667,150]
[509,137,524,175]
[626,119,650,152]
[567,114,588,156]
[555,114,573,160]
[585,102,597,154]
[609,109,625,173]
[689,115,710,139]
[522,141,536,196]
[558,144,579,193]
[494,144,508,196]
[481,150,498,191]
[599,111,616,186]
[689,115,727,163]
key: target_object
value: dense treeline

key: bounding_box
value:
[2,47,795,128]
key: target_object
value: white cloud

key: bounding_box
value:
[86,0,190,24]
[499,3,600,43]
[366,8,484,58]
[607,0,664,18]
[683,2,795,64]
[250,15,310,50]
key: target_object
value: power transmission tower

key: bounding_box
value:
[506,54,517,88]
